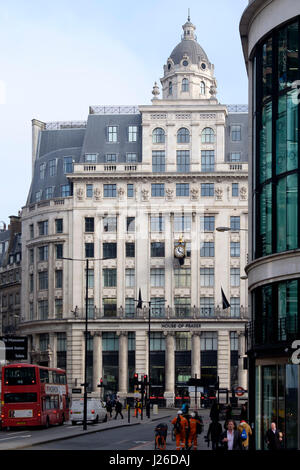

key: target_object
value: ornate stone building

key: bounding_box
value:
[20,17,248,405]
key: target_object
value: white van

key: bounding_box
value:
[70,398,107,425]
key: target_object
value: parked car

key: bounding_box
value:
[70,398,107,425]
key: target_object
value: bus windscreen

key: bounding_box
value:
[4,367,36,385]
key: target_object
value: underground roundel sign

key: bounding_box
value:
[235,387,245,397]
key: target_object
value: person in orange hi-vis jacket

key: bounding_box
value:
[187,412,200,450]
[171,410,188,450]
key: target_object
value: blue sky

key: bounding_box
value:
[0,0,248,225]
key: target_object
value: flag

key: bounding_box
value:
[221,287,230,309]
[137,288,143,309]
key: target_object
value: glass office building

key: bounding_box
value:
[241,2,300,449]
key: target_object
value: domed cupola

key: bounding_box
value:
[160,16,217,102]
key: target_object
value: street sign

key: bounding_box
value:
[188,386,204,394]
[0,336,27,360]
[72,388,82,394]
[235,387,245,397]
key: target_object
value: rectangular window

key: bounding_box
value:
[177,150,190,172]
[126,153,137,162]
[56,244,63,259]
[61,184,71,197]
[230,242,240,257]
[40,163,46,180]
[63,156,73,174]
[126,242,135,257]
[38,245,48,261]
[103,243,117,259]
[200,241,215,257]
[86,184,93,198]
[125,298,135,317]
[152,151,165,172]
[176,183,189,197]
[201,183,214,197]
[104,184,117,198]
[200,268,214,287]
[38,301,48,320]
[55,299,63,318]
[174,268,191,288]
[230,297,240,317]
[201,150,215,172]
[174,298,191,318]
[230,152,241,162]
[200,297,214,317]
[150,298,166,318]
[103,299,117,318]
[175,332,191,351]
[55,219,63,233]
[87,298,94,319]
[151,183,165,197]
[30,224,34,239]
[38,220,48,236]
[103,268,117,287]
[151,242,165,257]
[150,268,165,287]
[38,271,48,290]
[200,216,215,232]
[126,217,135,232]
[49,159,56,177]
[232,183,239,197]
[201,332,218,350]
[85,217,94,232]
[85,243,94,258]
[174,214,191,232]
[230,216,240,231]
[127,184,134,198]
[231,125,242,141]
[125,268,135,288]
[150,332,165,351]
[107,126,118,142]
[128,126,138,142]
[103,216,117,232]
[45,187,53,199]
[106,153,117,163]
[55,270,63,289]
[150,215,164,232]
[29,248,34,264]
[35,190,42,202]
[85,154,97,163]
[230,268,240,287]
[86,268,94,288]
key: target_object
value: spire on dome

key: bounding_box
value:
[182,12,196,40]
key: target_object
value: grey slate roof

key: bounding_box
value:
[170,39,209,65]
[225,113,248,163]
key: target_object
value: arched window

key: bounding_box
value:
[200,81,205,95]
[182,78,189,92]
[177,127,190,144]
[169,81,173,95]
[201,127,215,143]
[152,128,165,144]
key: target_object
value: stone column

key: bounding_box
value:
[238,331,247,390]
[218,330,231,391]
[118,332,128,404]
[191,332,201,408]
[92,332,102,393]
[164,332,175,407]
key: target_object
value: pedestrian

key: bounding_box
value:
[209,401,220,422]
[240,403,247,421]
[265,422,283,450]
[114,399,124,419]
[106,399,113,420]
[186,412,202,450]
[181,401,189,415]
[220,419,243,451]
[171,410,189,451]
[146,399,151,418]
[225,403,232,421]
[206,419,223,450]
[134,399,142,417]
[237,419,252,450]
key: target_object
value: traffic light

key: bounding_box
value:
[133,373,139,386]
[97,378,103,388]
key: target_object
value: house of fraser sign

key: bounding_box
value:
[161,322,202,329]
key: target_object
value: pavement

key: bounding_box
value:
[0,407,221,450]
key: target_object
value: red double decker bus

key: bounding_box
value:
[1,363,69,429]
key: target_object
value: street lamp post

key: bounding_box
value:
[62,255,113,431]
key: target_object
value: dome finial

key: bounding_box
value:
[188,8,190,22]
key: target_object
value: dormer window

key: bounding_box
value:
[182,78,189,92]
[169,81,173,95]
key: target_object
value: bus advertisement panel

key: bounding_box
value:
[1,363,69,429]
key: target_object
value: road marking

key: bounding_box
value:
[0,435,31,442]
[130,441,152,450]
